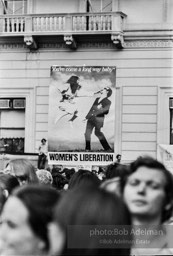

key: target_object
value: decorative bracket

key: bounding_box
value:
[24,36,37,50]
[64,35,77,50]
[111,33,124,49]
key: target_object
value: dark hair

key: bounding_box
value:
[0,186,7,214]
[121,156,173,222]
[0,174,19,213]
[12,185,60,251]
[54,186,131,255]
[105,163,129,180]
[66,75,81,94]
[52,172,68,191]
[64,168,75,181]
[68,169,101,190]
[105,87,112,98]
[41,138,46,143]
[51,166,62,175]
[0,173,19,194]
[66,75,79,84]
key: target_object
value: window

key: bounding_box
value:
[2,0,27,14]
[1,0,27,32]
[170,98,173,144]
[86,0,112,12]
[0,98,25,153]
[85,0,112,31]
[157,87,173,160]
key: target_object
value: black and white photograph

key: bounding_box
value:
[0,0,173,255]
[48,65,116,165]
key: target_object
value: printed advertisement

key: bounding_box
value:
[48,66,116,165]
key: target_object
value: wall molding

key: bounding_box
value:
[124,40,173,48]
[0,43,26,49]
[0,39,173,50]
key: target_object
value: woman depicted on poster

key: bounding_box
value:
[54,75,82,124]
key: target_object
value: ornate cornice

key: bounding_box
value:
[0,43,26,49]
[78,42,114,49]
[39,43,67,49]
[28,42,114,49]
[124,40,173,48]
[0,40,173,50]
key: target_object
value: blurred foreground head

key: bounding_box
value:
[121,156,173,224]
[4,159,39,186]
[49,186,131,256]
[0,174,19,214]
[68,169,101,190]
[0,173,19,195]
[101,164,129,196]
[0,185,60,256]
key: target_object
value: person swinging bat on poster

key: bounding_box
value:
[84,87,113,151]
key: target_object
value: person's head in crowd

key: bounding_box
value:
[52,172,68,191]
[116,154,121,163]
[4,159,39,186]
[0,186,7,215]
[0,173,19,195]
[36,169,53,186]
[92,166,105,180]
[41,138,47,145]
[48,186,131,256]
[64,168,75,181]
[101,164,129,196]
[0,174,19,214]
[121,156,173,225]
[46,166,51,173]
[105,162,129,179]
[0,185,60,256]
[91,166,99,175]
[97,167,106,180]
[0,173,20,211]
[51,166,63,175]
[68,169,101,190]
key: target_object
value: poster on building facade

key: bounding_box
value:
[159,144,173,175]
[48,66,116,166]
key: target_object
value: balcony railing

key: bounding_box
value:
[0,12,126,35]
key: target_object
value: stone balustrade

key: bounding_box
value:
[0,12,126,34]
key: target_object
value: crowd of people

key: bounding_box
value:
[0,155,172,255]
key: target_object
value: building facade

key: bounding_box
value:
[0,0,172,165]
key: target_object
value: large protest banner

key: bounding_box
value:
[48,66,116,165]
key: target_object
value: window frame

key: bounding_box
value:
[0,87,35,153]
[169,98,173,144]
[157,86,173,159]
[86,0,112,13]
[2,0,27,15]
